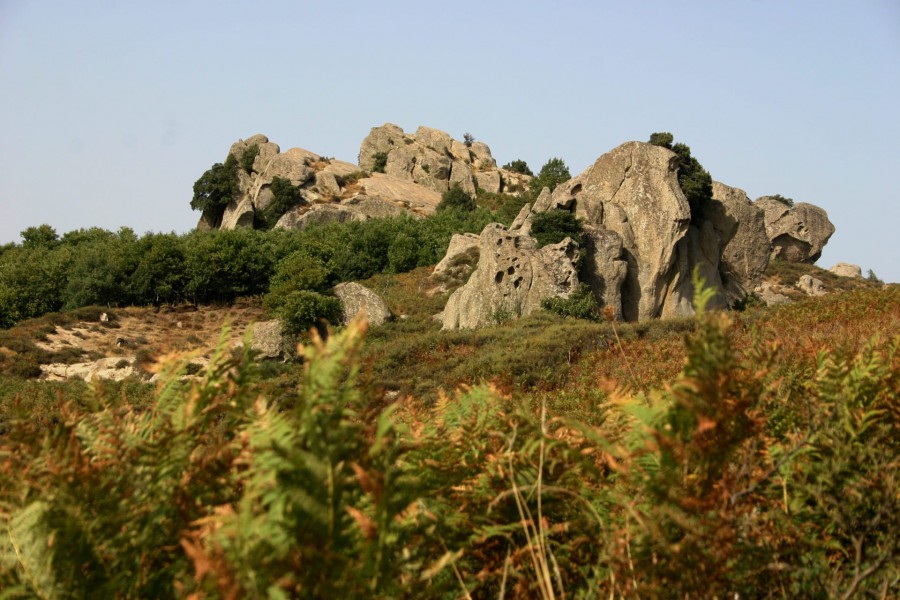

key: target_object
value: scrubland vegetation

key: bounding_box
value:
[1,266,897,597]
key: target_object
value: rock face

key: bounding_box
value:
[797,274,827,297]
[199,134,444,231]
[334,282,392,326]
[251,319,291,359]
[358,124,531,197]
[709,182,770,303]
[41,357,136,382]
[830,262,863,278]
[440,223,580,329]
[548,141,691,321]
[755,197,835,263]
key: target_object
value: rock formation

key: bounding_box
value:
[797,274,827,297]
[755,196,835,263]
[251,319,291,359]
[334,282,392,326]
[439,224,580,329]
[546,141,691,321]
[198,134,444,231]
[358,124,532,197]
[829,262,863,278]
[708,182,770,303]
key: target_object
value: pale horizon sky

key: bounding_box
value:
[1,1,898,281]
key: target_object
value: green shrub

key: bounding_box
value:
[649,132,712,218]
[542,284,599,320]
[371,152,388,173]
[239,144,259,173]
[502,159,533,176]
[437,183,476,212]
[770,193,795,207]
[530,210,583,248]
[270,290,342,335]
[257,176,303,228]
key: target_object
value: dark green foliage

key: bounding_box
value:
[19,224,59,249]
[371,151,388,173]
[268,289,342,335]
[463,132,474,147]
[183,229,275,303]
[190,154,239,220]
[475,190,529,225]
[867,268,882,283]
[529,157,571,195]
[129,233,186,306]
[239,144,259,173]
[530,209,583,248]
[437,183,476,212]
[542,284,599,321]
[256,176,302,228]
[770,193,795,207]
[502,159,533,176]
[649,132,712,219]
[648,131,674,148]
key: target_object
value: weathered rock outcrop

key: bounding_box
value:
[548,141,691,321]
[440,224,580,329]
[41,357,136,382]
[709,182,770,303]
[755,197,835,263]
[334,282,392,326]
[830,262,863,278]
[251,319,291,359]
[797,274,827,297]
[358,124,531,197]
[199,134,444,231]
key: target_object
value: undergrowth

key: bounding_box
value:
[1,281,897,598]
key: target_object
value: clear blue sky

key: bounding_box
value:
[2,0,898,281]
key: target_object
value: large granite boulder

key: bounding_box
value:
[358,124,527,198]
[755,196,835,263]
[709,182,770,303]
[334,282,392,326]
[274,204,365,230]
[548,141,691,321]
[440,223,580,329]
[251,319,292,360]
[829,262,863,278]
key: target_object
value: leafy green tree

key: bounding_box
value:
[183,229,274,303]
[190,154,239,221]
[649,133,713,218]
[20,225,59,250]
[63,228,140,309]
[502,159,533,176]
[437,183,476,212]
[0,246,70,328]
[269,290,343,335]
[463,132,475,147]
[129,233,187,306]
[529,158,571,195]
[530,210,583,248]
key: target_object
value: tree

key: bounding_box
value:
[437,183,476,212]
[463,132,475,147]
[502,159,533,176]
[240,144,259,173]
[649,133,712,218]
[190,154,239,220]
[20,224,59,249]
[529,158,571,195]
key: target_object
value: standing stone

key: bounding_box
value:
[334,282,393,326]
[440,223,580,330]
[709,182,770,304]
[549,141,691,321]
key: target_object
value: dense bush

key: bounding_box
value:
[542,283,599,320]
[530,209,583,248]
[502,159,533,176]
[256,176,303,229]
[648,132,713,218]
[239,144,259,173]
[437,183,476,212]
[371,151,388,173]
